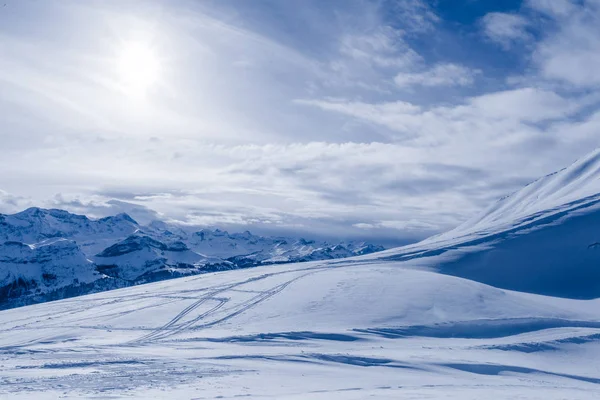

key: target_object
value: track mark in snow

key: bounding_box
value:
[132,297,228,343]
[130,264,336,344]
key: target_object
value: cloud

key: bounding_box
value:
[354,219,440,232]
[529,1,600,87]
[386,0,440,33]
[2,133,571,237]
[394,63,480,88]
[527,0,577,17]
[465,87,579,122]
[298,88,583,143]
[481,13,530,49]
[0,137,531,239]
[2,0,600,244]
[295,99,421,136]
[339,27,421,69]
[0,190,31,214]
[48,196,164,225]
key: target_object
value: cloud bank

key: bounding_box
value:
[1,0,600,243]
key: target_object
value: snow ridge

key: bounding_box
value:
[369,148,600,299]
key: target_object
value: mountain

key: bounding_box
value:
[0,208,385,309]
[3,145,600,399]
[3,151,600,398]
[0,207,140,256]
[184,228,384,264]
[93,234,228,282]
[0,238,101,308]
[370,148,600,299]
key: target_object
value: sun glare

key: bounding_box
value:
[116,41,160,95]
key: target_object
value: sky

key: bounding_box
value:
[1,0,600,245]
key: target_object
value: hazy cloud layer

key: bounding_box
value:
[1,0,600,243]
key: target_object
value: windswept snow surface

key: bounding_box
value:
[1,259,600,399]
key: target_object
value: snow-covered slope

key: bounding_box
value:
[457,148,600,235]
[2,150,600,398]
[1,260,599,399]
[366,149,600,299]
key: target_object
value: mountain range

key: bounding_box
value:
[0,209,384,309]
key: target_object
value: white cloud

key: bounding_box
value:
[388,0,440,33]
[394,63,480,88]
[465,88,577,122]
[6,89,599,239]
[0,137,526,238]
[3,0,600,243]
[0,190,31,214]
[527,0,577,17]
[339,27,421,69]
[482,12,530,48]
[299,88,582,144]
[48,196,164,225]
[530,2,600,87]
[295,99,421,135]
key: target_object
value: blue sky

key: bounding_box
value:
[1,0,600,244]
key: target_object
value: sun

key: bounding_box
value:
[116,41,160,95]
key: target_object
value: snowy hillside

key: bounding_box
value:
[457,148,600,234]
[2,150,600,398]
[368,149,600,299]
[1,259,599,399]
[0,209,384,309]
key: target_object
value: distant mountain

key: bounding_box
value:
[182,228,384,264]
[94,234,227,282]
[0,207,140,256]
[0,208,385,309]
[0,238,101,309]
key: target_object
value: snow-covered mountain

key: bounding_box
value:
[370,148,600,299]
[0,207,140,256]
[0,208,384,309]
[184,229,382,264]
[2,151,600,398]
[0,239,98,302]
[93,234,228,282]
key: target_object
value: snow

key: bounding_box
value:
[448,147,600,236]
[1,260,599,399]
[361,149,600,299]
[0,238,97,292]
[2,150,600,398]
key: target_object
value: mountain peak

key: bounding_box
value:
[95,234,167,257]
[99,213,138,225]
